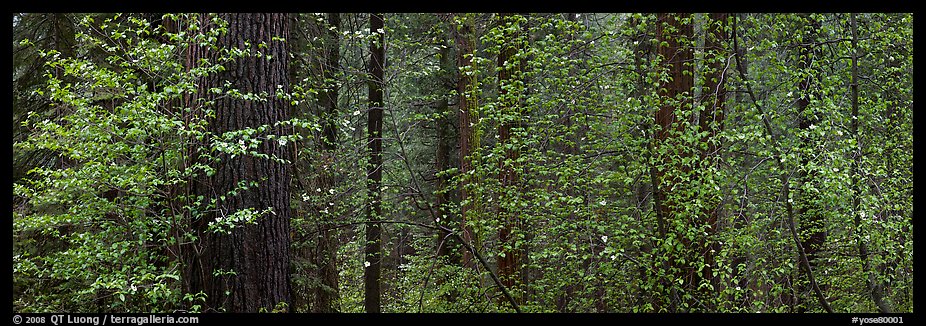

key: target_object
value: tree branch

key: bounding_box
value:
[733,14,834,313]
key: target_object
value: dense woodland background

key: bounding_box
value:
[12,13,912,313]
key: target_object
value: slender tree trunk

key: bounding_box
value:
[180,13,206,300]
[312,12,342,313]
[50,14,75,61]
[697,12,728,301]
[364,12,385,314]
[793,13,826,313]
[731,14,833,313]
[187,13,292,312]
[631,14,661,309]
[564,13,580,156]
[728,14,755,306]
[496,12,523,291]
[849,13,892,314]
[50,13,75,170]
[435,41,456,260]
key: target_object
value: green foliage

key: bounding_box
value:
[13,12,912,313]
[14,13,309,312]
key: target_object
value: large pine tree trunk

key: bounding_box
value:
[364,12,385,314]
[186,13,292,313]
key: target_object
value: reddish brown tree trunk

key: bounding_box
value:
[697,12,728,298]
[654,12,693,217]
[496,13,524,290]
[451,14,478,269]
[654,12,693,312]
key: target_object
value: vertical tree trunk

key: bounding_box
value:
[849,13,892,314]
[364,12,385,314]
[50,13,75,170]
[731,13,833,314]
[697,12,728,299]
[728,14,755,305]
[631,13,662,309]
[654,12,693,225]
[50,14,75,61]
[564,13,580,156]
[187,13,292,313]
[435,41,457,260]
[312,12,342,313]
[452,14,478,269]
[180,14,206,300]
[793,13,826,313]
[654,12,693,312]
[496,12,523,291]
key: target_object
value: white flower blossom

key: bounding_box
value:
[601,235,608,243]
[364,261,371,268]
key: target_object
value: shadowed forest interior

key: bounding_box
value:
[12,13,912,313]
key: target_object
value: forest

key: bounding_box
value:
[12,13,912,313]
